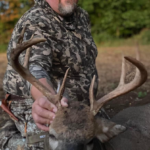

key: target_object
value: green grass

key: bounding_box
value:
[1,29,150,53]
[0,44,7,53]
[96,38,137,47]
[96,29,150,47]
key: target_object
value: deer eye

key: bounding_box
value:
[49,134,57,140]
[87,138,93,144]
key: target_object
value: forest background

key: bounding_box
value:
[0,0,150,117]
[0,0,150,52]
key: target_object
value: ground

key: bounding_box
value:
[0,45,150,123]
[0,53,10,126]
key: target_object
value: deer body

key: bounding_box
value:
[48,100,126,150]
[48,101,150,150]
[104,104,150,150]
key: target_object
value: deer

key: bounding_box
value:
[11,26,149,150]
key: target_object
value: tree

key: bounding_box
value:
[79,0,150,42]
[0,0,34,44]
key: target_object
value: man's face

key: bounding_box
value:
[58,0,78,16]
[46,0,78,16]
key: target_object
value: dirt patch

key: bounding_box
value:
[0,53,9,122]
[0,45,150,121]
[0,53,7,99]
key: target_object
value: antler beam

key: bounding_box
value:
[11,27,69,105]
[90,56,148,116]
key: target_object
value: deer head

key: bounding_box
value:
[11,27,148,150]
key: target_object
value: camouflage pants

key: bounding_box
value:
[0,99,45,150]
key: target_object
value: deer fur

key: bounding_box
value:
[48,100,126,150]
[104,104,150,150]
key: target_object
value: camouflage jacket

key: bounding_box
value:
[3,0,98,103]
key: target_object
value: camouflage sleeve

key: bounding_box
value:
[29,64,51,81]
[28,63,52,96]
[17,25,53,95]
[82,9,91,33]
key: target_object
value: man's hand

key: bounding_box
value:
[32,96,68,131]
[31,78,68,131]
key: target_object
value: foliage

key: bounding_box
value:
[138,91,147,98]
[78,0,150,42]
[140,29,150,44]
[0,44,7,53]
[0,0,150,50]
[0,0,34,46]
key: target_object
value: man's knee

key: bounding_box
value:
[0,119,18,149]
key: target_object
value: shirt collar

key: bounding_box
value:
[34,0,46,6]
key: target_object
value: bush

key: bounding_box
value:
[79,0,150,42]
[140,29,150,44]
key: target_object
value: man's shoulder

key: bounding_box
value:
[77,7,89,18]
[76,7,90,26]
[16,4,53,28]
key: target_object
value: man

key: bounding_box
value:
[0,0,103,149]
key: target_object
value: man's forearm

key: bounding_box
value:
[31,78,56,100]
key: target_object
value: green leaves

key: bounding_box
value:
[0,0,150,46]
[78,0,150,42]
[0,0,34,45]
[138,91,147,98]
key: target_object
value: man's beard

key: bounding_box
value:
[58,0,77,16]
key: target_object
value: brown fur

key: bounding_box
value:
[50,101,95,143]
[49,100,125,150]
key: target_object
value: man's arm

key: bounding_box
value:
[15,23,68,131]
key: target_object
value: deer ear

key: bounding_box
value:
[95,117,126,143]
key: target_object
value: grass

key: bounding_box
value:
[0,44,7,53]
[1,29,150,53]
[96,29,150,47]
[97,38,138,47]
[96,37,150,48]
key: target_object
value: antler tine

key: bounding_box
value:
[135,42,141,80]
[118,55,126,86]
[91,56,148,116]
[136,42,140,61]
[18,25,26,44]
[56,68,70,106]
[10,30,61,104]
[23,47,31,69]
[89,75,96,112]
[23,34,34,69]
[21,34,34,69]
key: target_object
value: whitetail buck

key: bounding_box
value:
[11,27,148,150]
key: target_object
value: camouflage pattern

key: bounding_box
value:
[3,0,98,103]
[1,0,100,149]
[0,99,45,150]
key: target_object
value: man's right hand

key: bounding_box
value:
[31,78,68,131]
[32,96,56,131]
[32,96,68,131]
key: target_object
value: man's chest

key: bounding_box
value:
[46,23,97,74]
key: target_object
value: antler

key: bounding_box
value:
[90,56,148,116]
[10,26,69,105]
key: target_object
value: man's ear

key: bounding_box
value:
[95,117,126,143]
